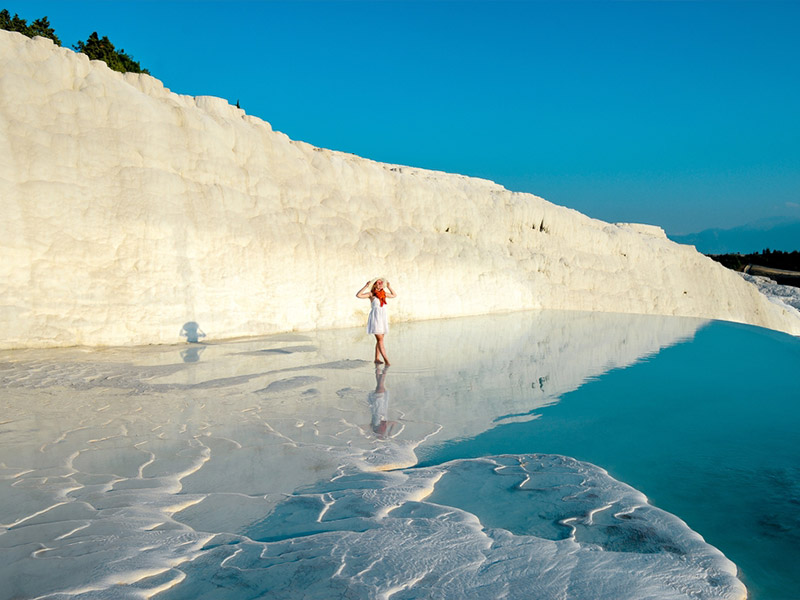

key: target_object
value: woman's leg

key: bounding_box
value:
[374,336,382,364]
[375,334,390,366]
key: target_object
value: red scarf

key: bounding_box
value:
[374,289,387,307]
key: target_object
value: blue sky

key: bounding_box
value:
[16,0,800,234]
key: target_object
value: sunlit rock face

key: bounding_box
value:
[2,30,799,348]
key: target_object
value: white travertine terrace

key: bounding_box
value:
[2,30,799,349]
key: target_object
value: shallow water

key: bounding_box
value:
[419,319,800,600]
[1,311,796,599]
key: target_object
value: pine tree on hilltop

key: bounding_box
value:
[27,15,59,44]
[1,8,149,74]
[0,9,61,45]
[73,31,150,75]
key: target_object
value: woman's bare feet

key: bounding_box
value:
[374,334,389,367]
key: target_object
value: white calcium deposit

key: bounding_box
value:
[2,31,799,349]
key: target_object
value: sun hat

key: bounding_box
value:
[369,276,390,289]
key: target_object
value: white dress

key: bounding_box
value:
[368,390,390,427]
[367,296,389,335]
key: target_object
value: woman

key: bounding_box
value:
[356,277,396,365]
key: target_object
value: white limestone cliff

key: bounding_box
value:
[2,30,799,349]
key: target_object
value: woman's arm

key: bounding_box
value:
[385,282,397,298]
[356,281,372,299]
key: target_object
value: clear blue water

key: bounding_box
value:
[418,321,800,600]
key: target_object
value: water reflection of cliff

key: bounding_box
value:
[356,310,707,444]
[5,310,708,501]
[0,310,707,456]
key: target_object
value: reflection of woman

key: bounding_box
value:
[369,365,399,439]
[356,277,397,365]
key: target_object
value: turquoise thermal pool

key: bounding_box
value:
[1,311,798,599]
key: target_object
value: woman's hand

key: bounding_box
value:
[356,281,372,298]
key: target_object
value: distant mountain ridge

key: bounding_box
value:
[669,217,800,254]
